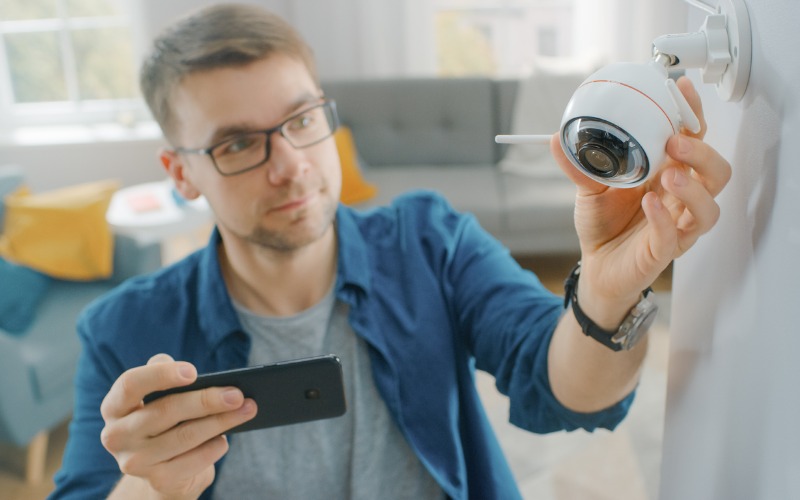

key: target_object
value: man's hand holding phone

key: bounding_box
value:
[100,353,257,499]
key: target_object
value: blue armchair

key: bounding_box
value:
[0,166,162,483]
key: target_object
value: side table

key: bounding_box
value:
[106,179,213,262]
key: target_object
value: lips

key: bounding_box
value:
[269,190,319,213]
[272,197,308,212]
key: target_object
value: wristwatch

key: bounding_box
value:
[563,262,658,351]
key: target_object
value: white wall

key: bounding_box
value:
[572,0,688,65]
[0,136,167,191]
[661,1,800,498]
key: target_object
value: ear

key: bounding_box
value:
[159,148,202,200]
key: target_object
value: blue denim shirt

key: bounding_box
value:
[51,192,633,500]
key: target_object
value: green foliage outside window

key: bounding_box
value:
[0,0,137,106]
[436,11,496,77]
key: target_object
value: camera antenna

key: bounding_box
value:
[494,134,551,145]
[653,0,752,101]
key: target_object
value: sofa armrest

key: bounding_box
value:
[109,233,162,284]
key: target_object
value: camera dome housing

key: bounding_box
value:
[560,61,699,188]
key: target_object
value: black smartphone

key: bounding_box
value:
[143,354,346,433]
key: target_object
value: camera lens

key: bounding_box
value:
[578,146,619,177]
[561,117,649,187]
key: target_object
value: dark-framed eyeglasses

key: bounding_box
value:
[174,99,340,176]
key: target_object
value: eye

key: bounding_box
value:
[286,111,316,131]
[217,134,259,156]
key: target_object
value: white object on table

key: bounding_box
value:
[106,179,212,245]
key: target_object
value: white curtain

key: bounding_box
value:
[572,0,689,65]
[138,0,687,80]
[138,0,434,80]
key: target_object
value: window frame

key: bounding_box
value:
[433,0,579,78]
[0,0,148,131]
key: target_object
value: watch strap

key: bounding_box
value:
[563,262,652,352]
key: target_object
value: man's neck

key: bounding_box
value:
[218,227,338,317]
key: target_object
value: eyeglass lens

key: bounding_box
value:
[211,102,336,175]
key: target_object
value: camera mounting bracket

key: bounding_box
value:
[652,0,752,102]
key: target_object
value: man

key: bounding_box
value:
[51,4,730,500]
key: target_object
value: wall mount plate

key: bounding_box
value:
[715,0,752,102]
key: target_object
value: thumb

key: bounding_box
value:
[549,133,608,195]
[147,353,175,365]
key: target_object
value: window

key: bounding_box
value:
[0,0,142,128]
[435,0,576,77]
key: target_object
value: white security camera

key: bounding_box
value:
[559,61,701,187]
[497,0,751,188]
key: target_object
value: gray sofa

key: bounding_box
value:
[0,166,162,482]
[322,77,580,255]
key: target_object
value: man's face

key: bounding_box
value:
[168,54,342,253]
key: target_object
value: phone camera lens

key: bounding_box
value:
[305,388,321,400]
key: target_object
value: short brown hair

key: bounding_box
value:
[140,4,318,143]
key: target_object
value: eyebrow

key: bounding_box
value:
[204,92,321,147]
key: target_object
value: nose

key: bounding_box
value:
[266,133,309,185]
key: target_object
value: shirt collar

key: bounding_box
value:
[334,204,372,297]
[196,206,372,345]
[196,228,243,347]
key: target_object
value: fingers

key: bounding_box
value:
[644,132,728,261]
[142,399,256,465]
[660,165,721,240]
[640,192,678,265]
[665,134,732,198]
[130,385,250,438]
[140,436,225,494]
[99,354,259,498]
[101,355,198,421]
[675,76,707,139]
[103,395,255,488]
[114,393,255,474]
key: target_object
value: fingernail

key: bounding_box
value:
[178,364,196,380]
[651,193,662,210]
[222,389,242,406]
[237,399,255,415]
[673,169,688,187]
[678,136,692,155]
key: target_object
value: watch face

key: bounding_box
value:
[613,297,659,350]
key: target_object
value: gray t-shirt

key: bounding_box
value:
[212,288,444,500]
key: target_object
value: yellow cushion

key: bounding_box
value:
[334,126,378,205]
[0,180,120,280]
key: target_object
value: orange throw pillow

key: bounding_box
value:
[0,180,120,280]
[334,127,377,205]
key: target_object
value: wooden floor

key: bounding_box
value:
[0,421,68,500]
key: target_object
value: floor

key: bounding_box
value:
[0,251,671,500]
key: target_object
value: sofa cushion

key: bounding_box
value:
[0,180,120,280]
[334,126,378,205]
[324,78,496,167]
[21,279,111,402]
[498,169,578,254]
[500,61,593,170]
[359,164,504,235]
[0,257,51,335]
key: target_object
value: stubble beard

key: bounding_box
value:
[246,195,337,253]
